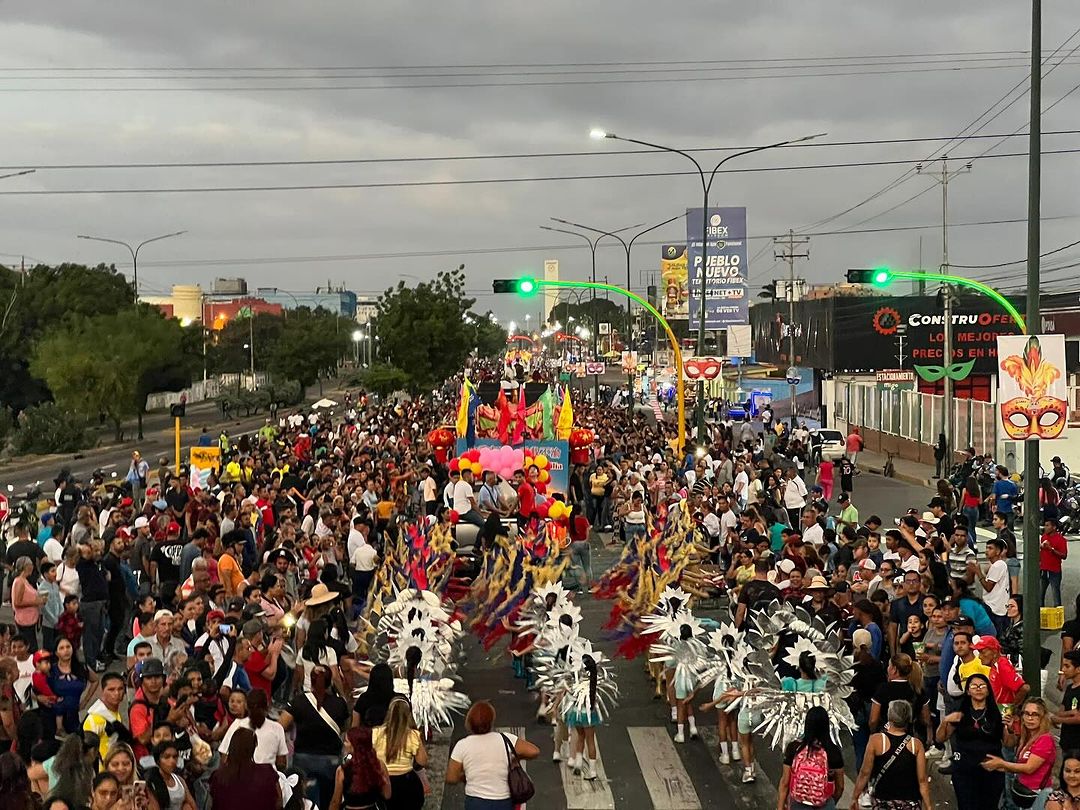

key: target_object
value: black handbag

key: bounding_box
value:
[501,733,536,804]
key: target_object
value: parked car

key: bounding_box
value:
[809,429,846,461]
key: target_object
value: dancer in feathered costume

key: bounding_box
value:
[722,599,856,781]
[534,637,618,781]
[646,610,711,743]
[697,617,754,765]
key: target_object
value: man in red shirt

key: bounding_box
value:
[974,635,1029,708]
[241,619,285,699]
[1040,517,1068,607]
[514,468,535,528]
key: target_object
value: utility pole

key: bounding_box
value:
[917,157,971,463]
[774,230,810,427]
[1022,0,1043,695]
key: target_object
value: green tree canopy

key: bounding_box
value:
[267,308,350,388]
[31,306,193,441]
[471,311,508,359]
[376,269,478,393]
[360,363,410,398]
[0,263,133,411]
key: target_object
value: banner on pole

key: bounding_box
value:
[189,446,221,490]
[996,334,1068,440]
[660,244,689,319]
[687,207,749,328]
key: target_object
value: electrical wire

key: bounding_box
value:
[0,62,1066,92]
[8,146,1080,196]
[947,237,1080,269]
[5,129,1079,172]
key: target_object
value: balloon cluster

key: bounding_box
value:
[427,427,455,464]
[446,445,554,485]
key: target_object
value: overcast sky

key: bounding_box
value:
[1,0,1078,323]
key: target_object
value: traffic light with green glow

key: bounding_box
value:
[492,277,539,296]
[846,267,894,287]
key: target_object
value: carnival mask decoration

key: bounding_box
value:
[683,357,723,380]
[999,335,1066,440]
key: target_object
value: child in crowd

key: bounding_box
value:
[56,594,84,649]
[30,650,62,736]
[39,563,63,652]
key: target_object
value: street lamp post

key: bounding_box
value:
[551,213,685,410]
[76,230,187,303]
[591,129,825,444]
[351,329,363,365]
[540,221,643,402]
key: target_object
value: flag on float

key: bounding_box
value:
[556,386,574,439]
[455,379,473,439]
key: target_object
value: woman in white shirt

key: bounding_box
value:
[219,689,288,768]
[56,546,82,599]
[446,701,539,810]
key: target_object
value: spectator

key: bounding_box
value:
[329,726,391,810]
[983,697,1056,808]
[936,673,1005,810]
[990,466,1019,531]
[11,557,45,652]
[850,699,932,810]
[977,538,1011,635]
[973,636,1029,708]
[446,700,539,810]
[1040,517,1069,608]
[1044,751,1080,810]
[280,666,347,808]
[144,739,196,810]
[218,689,287,768]
[353,663,403,729]
[372,697,427,810]
[776,706,844,810]
[208,727,281,809]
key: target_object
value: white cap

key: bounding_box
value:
[777,559,796,574]
[153,609,174,622]
[859,558,877,571]
[134,516,149,529]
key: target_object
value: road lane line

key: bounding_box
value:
[559,735,615,810]
[628,726,701,810]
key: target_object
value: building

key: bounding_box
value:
[142,279,361,326]
[253,287,358,318]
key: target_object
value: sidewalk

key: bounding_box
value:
[855,448,939,489]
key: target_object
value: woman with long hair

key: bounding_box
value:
[0,751,38,810]
[218,688,288,768]
[144,740,195,810]
[373,698,427,810]
[209,727,282,809]
[103,742,138,790]
[983,697,1057,807]
[48,732,97,808]
[776,706,844,810]
[1046,751,1080,810]
[565,654,604,780]
[936,478,956,514]
[446,701,539,810]
[851,699,932,810]
[1001,595,1024,667]
[869,654,929,738]
[48,637,94,734]
[936,672,1005,810]
[296,617,346,696]
[329,727,391,810]
[353,663,403,729]
[281,666,348,810]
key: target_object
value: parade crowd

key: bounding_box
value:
[0,374,1078,810]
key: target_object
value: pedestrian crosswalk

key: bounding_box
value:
[430,722,762,809]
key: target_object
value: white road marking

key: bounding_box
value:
[628,726,701,810]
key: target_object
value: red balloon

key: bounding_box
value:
[535,501,550,519]
[449,458,460,472]
[448,510,460,524]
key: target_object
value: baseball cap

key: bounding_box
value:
[206,610,225,622]
[141,658,165,678]
[858,559,877,571]
[952,614,976,627]
[973,636,1001,652]
[837,492,850,503]
[940,596,959,609]
[120,497,134,507]
[152,499,168,511]
[852,628,872,650]
[777,559,796,575]
[166,521,181,534]
[927,497,945,509]
[153,609,174,623]
[225,597,245,614]
[242,618,268,639]
[1052,456,1062,463]
[134,516,149,529]
[32,650,52,665]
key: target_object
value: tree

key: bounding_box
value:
[266,308,350,388]
[471,311,509,359]
[11,402,87,455]
[360,363,410,398]
[376,269,478,393]
[0,263,133,412]
[31,307,192,441]
[547,298,629,335]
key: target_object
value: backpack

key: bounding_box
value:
[788,743,833,807]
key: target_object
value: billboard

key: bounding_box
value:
[996,334,1067,440]
[750,294,1022,376]
[686,207,749,328]
[660,244,689,319]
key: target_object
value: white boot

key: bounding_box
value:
[670,705,678,722]
[553,742,567,762]
[570,754,582,774]
[688,717,698,740]
[732,744,742,761]
[718,741,731,765]
[583,758,598,780]
[674,724,685,743]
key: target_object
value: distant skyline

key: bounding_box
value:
[1,1,1078,325]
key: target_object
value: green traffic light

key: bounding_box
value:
[518,277,538,296]
[872,267,892,286]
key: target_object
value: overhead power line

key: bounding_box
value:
[2,129,1078,172]
[7,147,1080,196]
